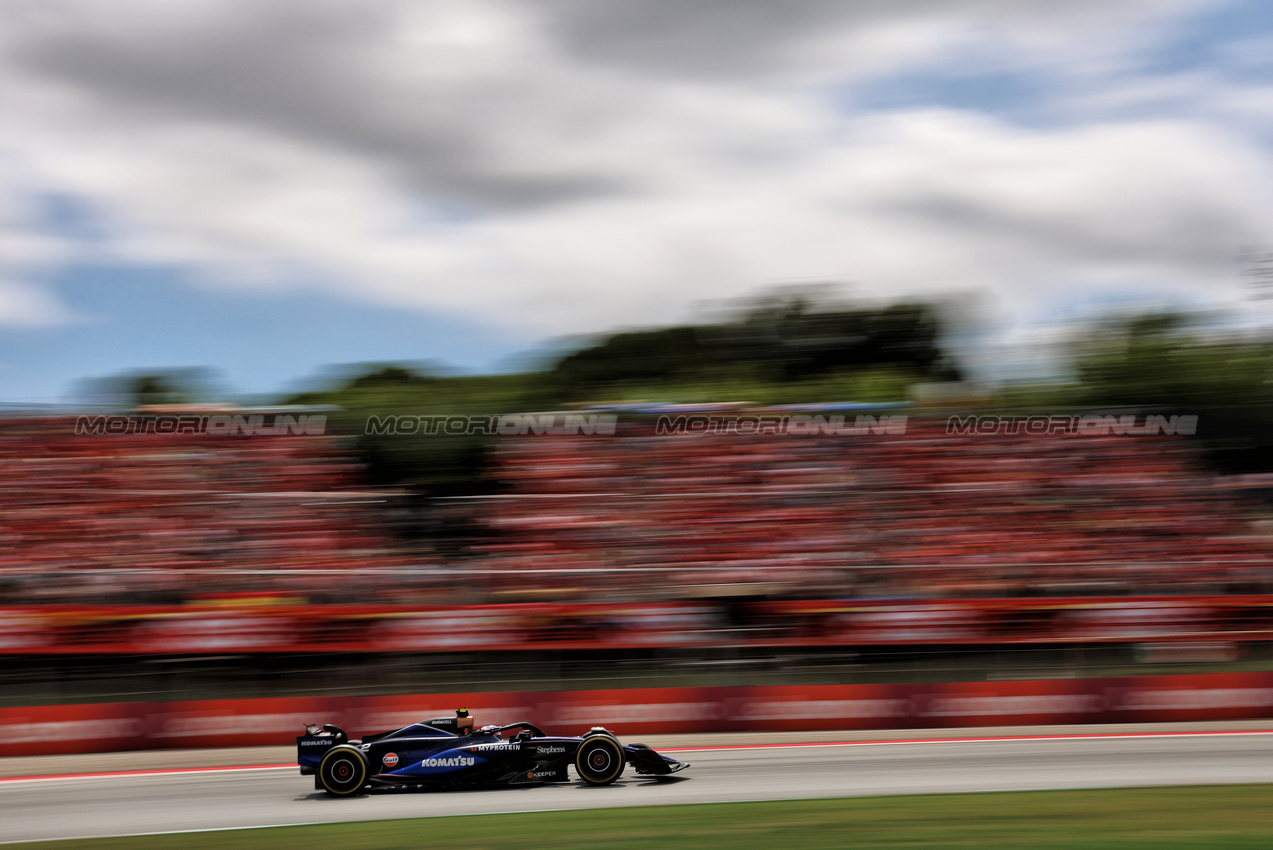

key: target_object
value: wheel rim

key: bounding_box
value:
[579,739,622,783]
[322,749,366,794]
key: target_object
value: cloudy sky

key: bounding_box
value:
[2,0,1272,401]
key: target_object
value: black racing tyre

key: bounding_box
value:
[575,735,625,785]
[319,745,369,796]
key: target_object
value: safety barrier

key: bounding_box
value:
[2,672,1270,757]
[2,596,1272,654]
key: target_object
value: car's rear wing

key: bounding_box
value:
[297,723,349,774]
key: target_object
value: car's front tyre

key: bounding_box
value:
[575,735,625,785]
[318,745,369,796]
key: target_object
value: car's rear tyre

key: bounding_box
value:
[319,745,369,796]
[575,735,625,785]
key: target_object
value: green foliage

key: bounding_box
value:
[587,365,923,406]
[131,375,182,406]
[550,299,958,397]
[1071,312,1273,408]
[290,368,556,496]
[285,296,958,500]
[77,367,224,408]
[22,786,1273,850]
[1006,310,1273,473]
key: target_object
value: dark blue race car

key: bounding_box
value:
[298,709,689,796]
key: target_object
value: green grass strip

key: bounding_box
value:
[14,785,1273,849]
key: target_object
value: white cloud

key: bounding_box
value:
[0,0,1269,343]
[0,280,77,327]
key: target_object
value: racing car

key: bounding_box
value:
[298,708,689,795]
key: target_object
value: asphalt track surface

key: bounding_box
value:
[2,728,1272,844]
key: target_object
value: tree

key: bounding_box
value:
[1072,312,1273,408]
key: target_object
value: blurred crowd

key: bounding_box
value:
[0,412,1270,605]
[475,420,1273,599]
[0,415,409,603]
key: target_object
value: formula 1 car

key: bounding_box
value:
[298,709,689,796]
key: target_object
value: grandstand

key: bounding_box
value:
[1,407,1269,618]
[475,417,1272,600]
[2,406,1271,703]
[0,411,409,604]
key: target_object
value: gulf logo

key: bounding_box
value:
[382,753,399,768]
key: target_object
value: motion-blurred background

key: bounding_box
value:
[1,1,1273,740]
[3,300,1273,711]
